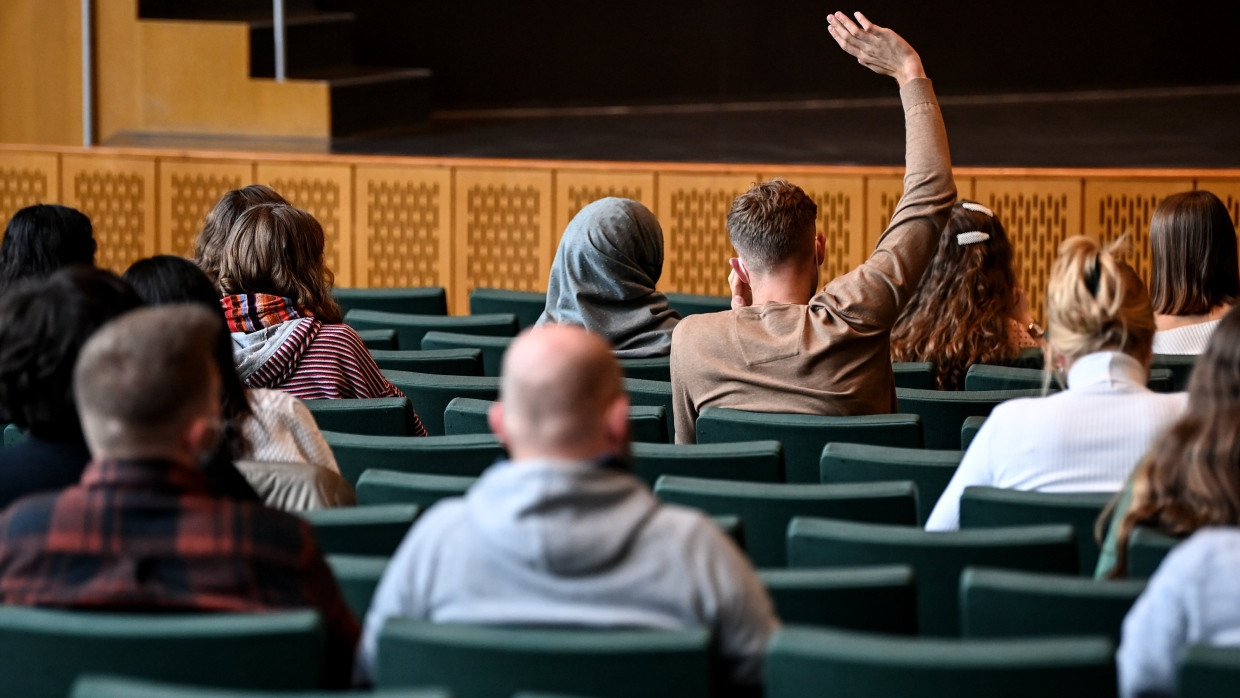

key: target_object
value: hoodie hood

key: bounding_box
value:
[230,317,319,387]
[464,459,659,576]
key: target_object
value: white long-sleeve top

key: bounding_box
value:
[924,351,1187,532]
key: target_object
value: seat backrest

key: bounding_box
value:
[764,626,1116,698]
[960,415,986,450]
[420,331,514,377]
[965,363,1173,392]
[322,431,506,486]
[757,565,916,635]
[664,292,730,317]
[468,287,548,330]
[443,397,669,443]
[302,397,417,437]
[959,566,1145,644]
[370,348,484,376]
[1152,353,1198,392]
[696,408,922,483]
[655,476,917,567]
[381,370,501,435]
[334,286,449,316]
[3,422,23,447]
[959,486,1116,573]
[622,378,674,426]
[356,328,399,351]
[896,388,1043,450]
[346,310,518,352]
[1127,526,1183,579]
[1179,644,1240,698]
[298,503,420,556]
[357,469,477,508]
[70,674,450,698]
[326,554,392,622]
[377,620,713,698]
[0,606,325,697]
[891,361,936,390]
[819,442,964,525]
[631,441,784,487]
[617,356,672,382]
[786,517,1078,635]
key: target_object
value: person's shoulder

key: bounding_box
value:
[248,387,300,411]
[649,501,734,547]
[672,310,733,343]
[1169,527,1240,569]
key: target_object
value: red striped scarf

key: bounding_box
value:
[221,294,306,333]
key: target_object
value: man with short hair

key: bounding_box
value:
[358,323,778,686]
[670,12,957,442]
[0,305,359,687]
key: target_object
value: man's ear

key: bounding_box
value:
[487,401,507,445]
[814,232,826,267]
[183,414,219,463]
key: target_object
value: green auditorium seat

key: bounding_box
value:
[959,486,1116,574]
[0,607,326,697]
[357,469,476,508]
[370,348,484,376]
[420,331,514,377]
[757,565,917,634]
[654,476,917,567]
[381,370,501,436]
[764,626,1116,698]
[896,387,1042,450]
[1151,353,1198,392]
[964,363,1173,393]
[819,443,964,525]
[377,621,713,698]
[891,361,936,390]
[299,503,420,556]
[71,675,450,698]
[1127,526,1182,580]
[960,415,985,450]
[1179,644,1240,698]
[711,514,746,552]
[357,328,400,351]
[631,441,784,487]
[617,356,672,382]
[334,286,449,316]
[468,287,547,330]
[1000,346,1046,370]
[326,554,391,621]
[443,397,669,443]
[786,518,1078,635]
[321,431,506,487]
[3,422,23,447]
[664,292,730,317]
[622,378,674,420]
[346,310,518,353]
[696,408,922,483]
[302,397,419,437]
[959,567,1145,644]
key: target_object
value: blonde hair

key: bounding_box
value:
[1044,235,1155,370]
[215,203,342,323]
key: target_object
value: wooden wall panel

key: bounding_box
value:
[0,0,81,145]
[864,175,906,254]
[60,154,156,273]
[553,170,658,247]
[1083,179,1193,284]
[0,151,60,242]
[256,162,355,287]
[354,165,452,295]
[158,159,252,257]
[453,168,554,314]
[1193,179,1240,228]
[763,172,867,285]
[656,172,758,296]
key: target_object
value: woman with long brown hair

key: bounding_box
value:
[890,200,1040,389]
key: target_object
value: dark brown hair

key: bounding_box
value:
[891,200,1022,389]
[1149,190,1239,316]
[194,184,288,284]
[726,178,818,269]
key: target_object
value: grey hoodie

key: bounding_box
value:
[358,459,777,685]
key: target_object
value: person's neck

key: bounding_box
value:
[1155,303,1231,331]
[749,269,818,306]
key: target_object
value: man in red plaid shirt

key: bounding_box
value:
[0,304,359,688]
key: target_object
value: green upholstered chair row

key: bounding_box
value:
[2,422,22,447]
[334,286,449,317]
[420,331,511,377]
[443,397,669,443]
[895,387,1043,450]
[468,287,547,330]
[819,443,963,526]
[891,361,936,390]
[758,565,917,635]
[357,470,475,509]
[322,431,505,487]
[357,328,400,351]
[381,370,501,436]
[71,675,450,698]
[303,397,421,437]
[326,553,391,621]
[630,440,784,486]
[298,503,420,556]
[1179,644,1240,698]
[959,486,1115,575]
[370,348,484,376]
[1151,352,1198,392]
[346,309,518,353]
[964,363,1174,393]
[960,415,985,450]
[1127,525,1182,580]
[616,356,672,382]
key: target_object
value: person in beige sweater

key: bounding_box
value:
[670,11,957,443]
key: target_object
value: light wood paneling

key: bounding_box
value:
[1083,179,1194,283]
[864,175,906,254]
[61,153,157,273]
[553,170,658,246]
[158,159,253,257]
[256,162,355,287]
[0,151,61,240]
[453,167,555,314]
[656,172,759,296]
[354,164,453,294]
[1193,179,1240,228]
[0,0,82,145]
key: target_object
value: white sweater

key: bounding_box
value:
[241,389,339,473]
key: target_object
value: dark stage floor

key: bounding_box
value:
[108,85,1240,169]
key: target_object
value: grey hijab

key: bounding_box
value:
[537,197,680,358]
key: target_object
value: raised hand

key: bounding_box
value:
[826,11,925,86]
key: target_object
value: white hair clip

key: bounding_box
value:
[956,231,991,246]
[961,202,995,217]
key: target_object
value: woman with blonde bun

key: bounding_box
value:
[925,235,1187,531]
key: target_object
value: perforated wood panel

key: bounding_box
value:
[61,154,156,272]
[1193,179,1240,228]
[762,173,866,284]
[0,151,59,243]
[554,170,657,247]
[1083,179,1193,284]
[973,177,1082,322]
[159,159,251,257]
[453,168,554,313]
[656,173,758,295]
[257,163,354,286]
[354,165,452,294]
[863,175,906,255]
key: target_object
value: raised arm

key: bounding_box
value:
[826,11,925,86]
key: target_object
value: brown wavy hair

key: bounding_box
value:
[194,184,288,284]
[1106,304,1240,578]
[891,200,1022,389]
[215,203,343,323]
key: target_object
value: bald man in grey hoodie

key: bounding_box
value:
[356,323,778,687]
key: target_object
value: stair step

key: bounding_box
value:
[249,13,357,78]
[324,68,434,138]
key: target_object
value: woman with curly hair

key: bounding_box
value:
[890,200,1040,389]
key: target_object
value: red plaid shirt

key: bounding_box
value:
[0,457,360,687]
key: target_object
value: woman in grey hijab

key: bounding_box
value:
[537,197,681,358]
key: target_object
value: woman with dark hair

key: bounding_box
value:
[193,184,287,284]
[1148,190,1239,354]
[216,203,427,434]
[0,204,97,295]
[890,200,1040,389]
[0,266,140,507]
